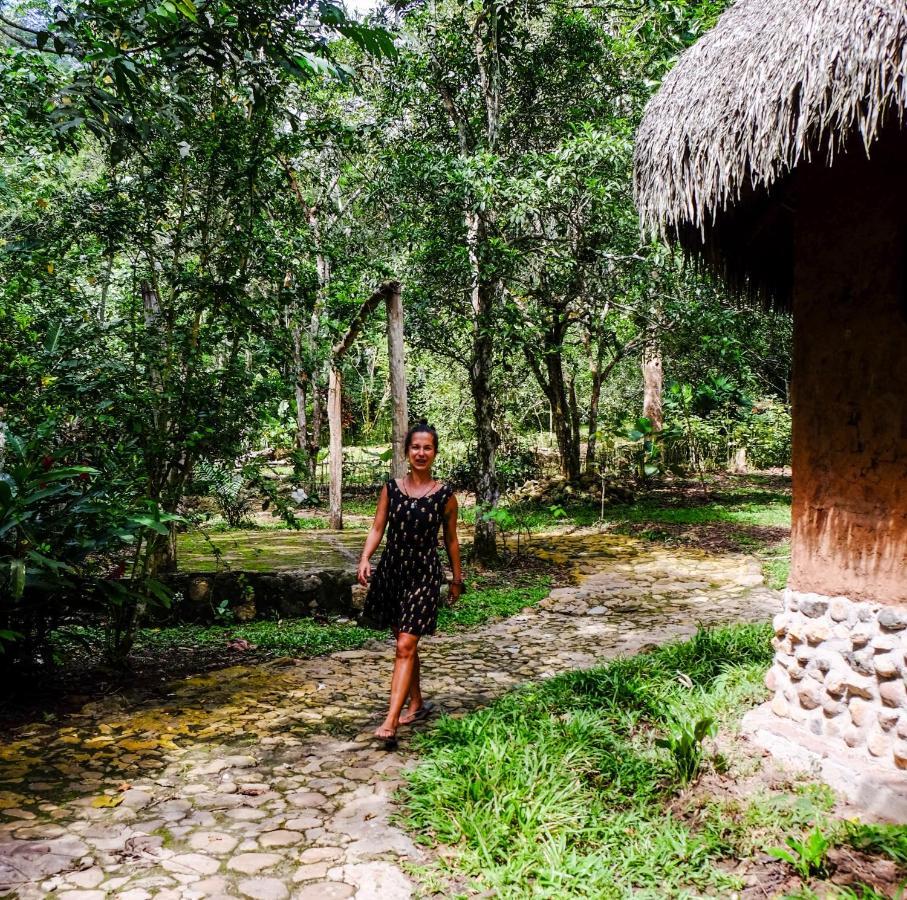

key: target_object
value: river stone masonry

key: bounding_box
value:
[767,589,907,770]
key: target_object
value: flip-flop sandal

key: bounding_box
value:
[374,728,398,750]
[399,701,435,727]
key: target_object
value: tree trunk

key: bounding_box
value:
[327,282,401,530]
[291,322,308,452]
[568,377,582,474]
[729,446,748,474]
[534,318,581,482]
[327,365,343,529]
[642,345,664,432]
[467,213,500,565]
[140,279,178,574]
[585,340,604,472]
[308,376,323,494]
[385,283,409,480]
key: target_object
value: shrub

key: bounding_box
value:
[446,441,541,493]
[733,398,792,469]
[0,429,174,669]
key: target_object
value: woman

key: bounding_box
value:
[357,421,463,747]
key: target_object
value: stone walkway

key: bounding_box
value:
[0,533,779,899]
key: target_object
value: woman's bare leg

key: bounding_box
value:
[399,651,423,724]
[376,632,420,739]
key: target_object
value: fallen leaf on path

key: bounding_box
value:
[91,794,124,808]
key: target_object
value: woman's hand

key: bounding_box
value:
[448,581,464,604]
[357,557,371,586]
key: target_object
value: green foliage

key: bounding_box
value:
[193,460,255,528]
[437,575,551,630]
[842,822,907,865]
[769,826,831,879]
[655,713,717,785]
[401,624,774,897]
[0,428,174,666]
[447,442,541,494]
[733,398,793,469]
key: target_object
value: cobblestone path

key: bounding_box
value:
[0,533,779,899]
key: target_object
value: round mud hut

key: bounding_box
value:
[634,0,907,797]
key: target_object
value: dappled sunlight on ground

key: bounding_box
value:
[0,530,780,898]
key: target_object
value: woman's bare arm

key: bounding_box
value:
[443,492,463,600]
[357,484,389,585]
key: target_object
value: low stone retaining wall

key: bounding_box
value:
[767,588,907,770]
[164,568,367,623]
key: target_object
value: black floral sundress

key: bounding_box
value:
[362,478,454,636]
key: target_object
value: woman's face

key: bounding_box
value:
[407,432,437,475]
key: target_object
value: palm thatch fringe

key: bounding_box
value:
[634,0,907,301]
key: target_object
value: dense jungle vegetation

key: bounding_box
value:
[0,0,791,674]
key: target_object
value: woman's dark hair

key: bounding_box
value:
[404,420,439,453]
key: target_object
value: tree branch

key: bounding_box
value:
[332,280,400,362]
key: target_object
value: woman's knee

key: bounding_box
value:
[395,633,419,660]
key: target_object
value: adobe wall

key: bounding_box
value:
[790,127,907,604]
[766,128,907,770]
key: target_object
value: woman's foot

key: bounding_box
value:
[374,721,398,748]
[399,700,435,726]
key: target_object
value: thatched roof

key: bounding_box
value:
[634,0,907,306]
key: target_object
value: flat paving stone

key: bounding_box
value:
[227,853,283,874]
[238,876,289,899]
[293,882,355,900]
[0,531,779,900]
[188,831,239,854]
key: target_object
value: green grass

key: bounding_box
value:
[437,576,551,630]
[53,618,383,660]
[402,624,779,898]
[52,571,554,665]
[762,541,792,590]
[843,822,907,865]
[459,485,791,535]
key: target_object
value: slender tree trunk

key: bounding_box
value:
[642,345,664,431]
[309,376,324,493]
[327,282,400,530]
[327,365,343,529]
[585,339,604,472]
[385,283,409,479]
[545,357,581,481]
[531,316,580,482]
[568,377,581,474]
[140,280,178,574]
[467,212,500,565]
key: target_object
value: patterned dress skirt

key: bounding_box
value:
[361,479,454,636]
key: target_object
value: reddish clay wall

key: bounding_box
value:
[790,128,907,603]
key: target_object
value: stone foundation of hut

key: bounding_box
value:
[766,589,907,770]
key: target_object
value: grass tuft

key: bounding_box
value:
[401,624,777,898]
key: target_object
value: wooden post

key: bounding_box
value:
[327,364,344,529]
[386,283,408,480]
[327,281,401,530]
